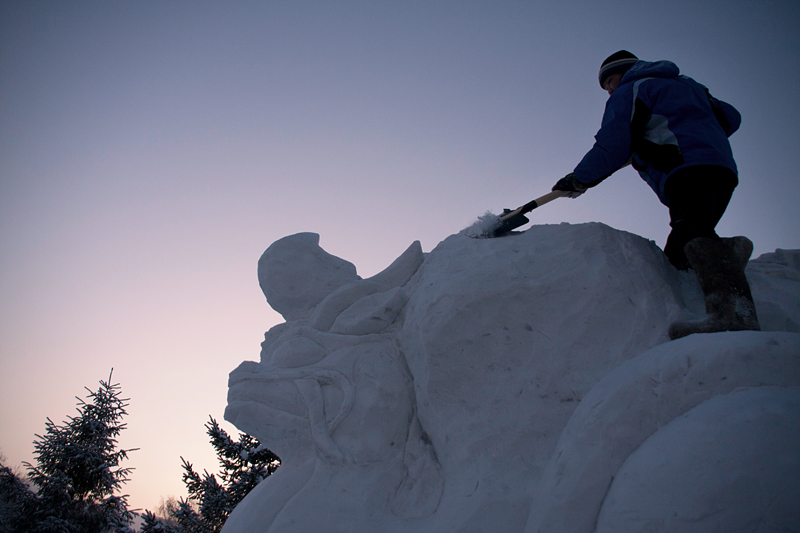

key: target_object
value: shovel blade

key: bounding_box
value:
[491,212,530,237]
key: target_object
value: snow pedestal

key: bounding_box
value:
[223,223,800,533]
[526,331,800,533]
[596,386,800,532]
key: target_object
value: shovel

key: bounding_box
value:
[486,190,568,238]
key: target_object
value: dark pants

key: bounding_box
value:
[663,165,738,270]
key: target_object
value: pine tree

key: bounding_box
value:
[142,417,279,533]
[140,510,182,533]
[0,371,137,533]
[0,459,35,533]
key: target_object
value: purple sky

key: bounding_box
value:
[2,0,799,512]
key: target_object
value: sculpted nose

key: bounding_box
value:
[228,360,263,384]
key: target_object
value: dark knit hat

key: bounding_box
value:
[598,50,638,88]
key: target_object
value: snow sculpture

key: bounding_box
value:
[224,224,800,533]
[225,236,439,532]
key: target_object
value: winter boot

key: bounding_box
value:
[668,237,761,340]
[721,236,754,270]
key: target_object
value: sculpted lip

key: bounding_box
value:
[228,363,355,423]
[228,368,308,418]
[225,398,307,422]
[229,362,351,387]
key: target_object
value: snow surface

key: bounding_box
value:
[460,210,503,238]
[223,223,800,533]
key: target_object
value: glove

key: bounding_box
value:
[552,173,588,198]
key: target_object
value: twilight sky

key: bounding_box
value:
[2,0,799,512]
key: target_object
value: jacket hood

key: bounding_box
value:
[621,60,680,84]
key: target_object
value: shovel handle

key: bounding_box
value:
[500,190,568,221]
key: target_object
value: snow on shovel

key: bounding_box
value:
[463,190,568,238]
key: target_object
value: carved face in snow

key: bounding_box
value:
[228,236,427,466]
[226,357,352,464]
[226,331,417,467]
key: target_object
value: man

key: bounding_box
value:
[553,50,760,340]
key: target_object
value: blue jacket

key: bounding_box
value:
[573,60,741,206]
